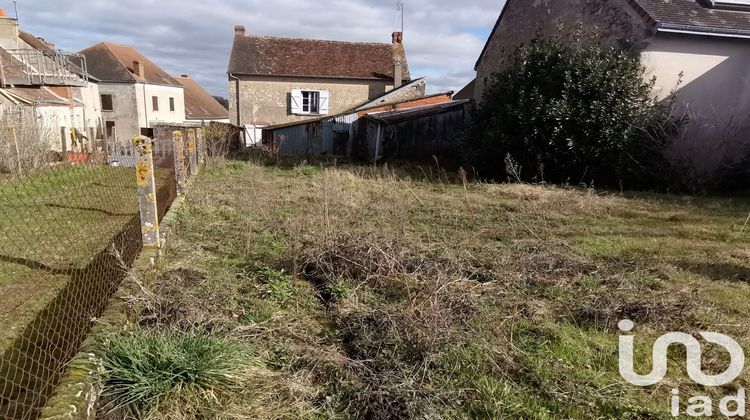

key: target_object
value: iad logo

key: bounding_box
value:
[618,320,747,417]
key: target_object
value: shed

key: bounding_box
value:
[362,100,472,163]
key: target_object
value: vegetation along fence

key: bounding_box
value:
[0,124,207,419]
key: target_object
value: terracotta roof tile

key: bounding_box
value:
[78,42,180,86]
[177,75,229,120]
[3,86,78,107]
[228,33,409,81]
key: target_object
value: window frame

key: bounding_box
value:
[152,96,159,112]
[105,121,116,139]
[302,91,320,114]
[101,94,114,112]
[169,97,175,112]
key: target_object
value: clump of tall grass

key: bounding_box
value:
[99,330,249,418]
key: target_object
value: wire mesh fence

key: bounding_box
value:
[0,124,208,419]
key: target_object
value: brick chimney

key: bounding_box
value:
[133,60,144,78]
[392,32,405,87]
[235,25,246,36]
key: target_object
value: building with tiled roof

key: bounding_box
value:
[227,25,411,134]
[79,42,186,141]
[474,0,750,180]
[176,75,229,123]
[0,10,103,156]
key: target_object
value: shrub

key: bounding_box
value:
[465,38,680,188]
[99,330,249,418]
[0,111,58,175]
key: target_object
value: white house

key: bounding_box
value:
[79,42,186,141]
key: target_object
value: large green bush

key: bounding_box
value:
[465,38,679,187]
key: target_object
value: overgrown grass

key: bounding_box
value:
[0,164,139,351]
[112,161,750,418]
[100,331,250,419]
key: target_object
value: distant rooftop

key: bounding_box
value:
[176,75,229,120]
[78,42,180,86]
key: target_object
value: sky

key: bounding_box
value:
[11,0,501,97]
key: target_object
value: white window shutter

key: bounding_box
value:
[319,90,330,115]
[291,89,303,114]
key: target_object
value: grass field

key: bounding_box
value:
[104,161,750,418]
[0,165,139,351]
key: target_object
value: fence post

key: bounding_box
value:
[173,130,187,195]
[187,129,198,177]
[196,127,206,167]
[11,126,21,175]
[133,135,160,250]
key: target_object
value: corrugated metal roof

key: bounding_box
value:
[366,100,471,123]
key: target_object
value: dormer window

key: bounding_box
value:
[705,0,750,10]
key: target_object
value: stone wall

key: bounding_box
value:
[475,0,652,100]
[229,75,392,127]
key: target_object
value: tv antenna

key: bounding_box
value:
[396,0,404,34]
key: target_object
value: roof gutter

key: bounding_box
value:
[229,73,241,127]
[655,22,750,39]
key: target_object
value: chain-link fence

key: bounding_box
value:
[0,123,210,419]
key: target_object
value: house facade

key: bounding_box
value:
[475,0,750,127]
[261,78,455,160]
[227,25,410,140]
[0,11,102,156]
[79,43,186,141]
[475,0,750,178]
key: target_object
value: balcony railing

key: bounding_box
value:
[2,49,88,87]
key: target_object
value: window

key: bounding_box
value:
[152,96,159,111]
[101,94,113,111]
[303,91,320,114]
[105,121,116,139]
[169,97,175,112]
[290,89,329,115]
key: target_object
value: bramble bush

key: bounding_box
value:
[465,38,682,188]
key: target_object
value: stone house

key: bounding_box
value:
[79,43,186,142]
[227,25,410,143]
[474,0,750,178]
[261,78,455,159]
[176,75,230,124]
[0,10,102,155]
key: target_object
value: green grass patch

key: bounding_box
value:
[100,330,252,418]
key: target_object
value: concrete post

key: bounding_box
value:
[187,129,198,177]
[196,127,206,166]
[133,135,160,250]
[11,127,21,175]
[173,130,187,195]
[60,126,68,160]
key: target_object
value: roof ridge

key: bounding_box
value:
[240,33,392,46]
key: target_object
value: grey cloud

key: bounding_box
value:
[12,0,503,96]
